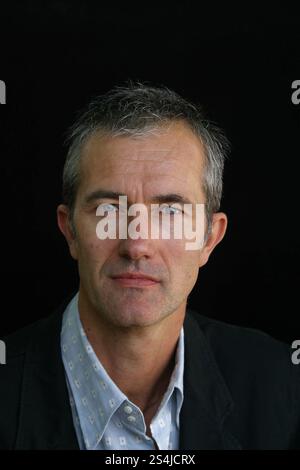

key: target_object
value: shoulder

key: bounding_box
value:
[0,293,74,393]
[1,292,75,361]
[186,308,300,406]
[185,310,300,448]
[0,295,73,449]
[0,318,46,449]
[187,309,292,364]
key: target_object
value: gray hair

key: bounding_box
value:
[63,81,230,235]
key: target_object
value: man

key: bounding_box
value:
[0,82,299,450]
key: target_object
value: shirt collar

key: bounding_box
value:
[61,292,184,449]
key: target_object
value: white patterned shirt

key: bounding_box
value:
[60,293,184,450]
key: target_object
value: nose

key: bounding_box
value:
[118,237,156,261]
[117,204,157,260]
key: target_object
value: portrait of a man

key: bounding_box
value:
[0,82,299,450]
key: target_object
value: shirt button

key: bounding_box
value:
[127,415,136,423]
[124,405,133,414]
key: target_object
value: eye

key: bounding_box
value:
[160,204,183,215]
[98,203,118,213]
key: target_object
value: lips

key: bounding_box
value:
[111,272,159,287]
[112,272,158,281]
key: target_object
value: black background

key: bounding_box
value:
[0,1,299,344]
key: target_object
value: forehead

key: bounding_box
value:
[79,121,205,198]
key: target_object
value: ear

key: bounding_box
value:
[57,204,78,260]
[199,212,227,267]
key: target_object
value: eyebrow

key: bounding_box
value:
[83,190,193,206]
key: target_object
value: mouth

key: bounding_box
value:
[110,272,160,288]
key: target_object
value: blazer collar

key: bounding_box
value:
[179,309,241,450]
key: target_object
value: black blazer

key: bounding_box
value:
[0,295,299,450]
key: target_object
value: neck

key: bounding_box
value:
[78,292,185,412]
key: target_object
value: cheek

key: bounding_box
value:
[77,237,112,270]
[164,241,200,285]
[76,216,111,260]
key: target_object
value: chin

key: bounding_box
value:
[105,302,165,328]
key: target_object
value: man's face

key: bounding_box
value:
[58,121,223,328]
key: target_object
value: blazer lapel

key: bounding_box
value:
[14,296,79,450]
[179,310,242,450]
